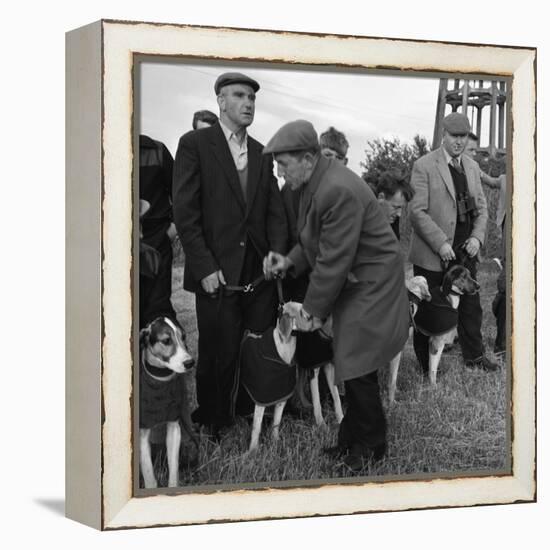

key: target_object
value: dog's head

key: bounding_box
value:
[441,265,480,296]
[406,275,432,303]
[140,317,195,374]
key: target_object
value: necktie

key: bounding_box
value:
[451,157,463,174]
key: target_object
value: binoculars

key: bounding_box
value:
[456,193,477,223]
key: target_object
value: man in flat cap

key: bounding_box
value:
[172,72,287,437]
[264,120,410,473]
[409,112,498,372]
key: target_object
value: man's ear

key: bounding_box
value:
[216,94,225,112]
[378,192,386,201]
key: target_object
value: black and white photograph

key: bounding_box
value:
[136,59,510,490]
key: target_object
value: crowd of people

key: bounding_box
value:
[139,71,506,473]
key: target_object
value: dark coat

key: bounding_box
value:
[240,330,297,406]
[287,156,410,383]
[172,123,288,292]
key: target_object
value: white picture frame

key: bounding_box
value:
[65,19,536,530]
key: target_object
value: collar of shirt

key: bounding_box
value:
[442,147,462,167]
[220,121,248,171]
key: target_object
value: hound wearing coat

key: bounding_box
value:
[387,275,431,404]
[241,302,302,453]
[388,265,480,404]
[139,317,196,488]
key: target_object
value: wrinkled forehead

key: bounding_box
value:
[387,190,406,205]
[321,146,346,160]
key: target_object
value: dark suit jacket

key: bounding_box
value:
[287,156,409,382]
[173,123,287,292]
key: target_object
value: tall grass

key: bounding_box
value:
[153,252,507,488]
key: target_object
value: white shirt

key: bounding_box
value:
[219,121,248,171]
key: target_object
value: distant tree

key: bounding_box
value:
[360,134,430,191]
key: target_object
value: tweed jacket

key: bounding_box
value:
[172,123,288,293]
[408,146,488,272]
[287,156,410,383]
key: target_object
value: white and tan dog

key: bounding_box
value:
[139,317,196,488]
[278,302,343,427]
[388,267,479,403]
[241,303,298,453]
[387,275,432,404]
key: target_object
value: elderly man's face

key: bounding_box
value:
[463,138,478,159]
[321,146,348,165]
[275,152,313,191]
[442,129,468,158]
[379,190,406,224]
[217,83,256,130]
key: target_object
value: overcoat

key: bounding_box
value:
[172,123,287,292]
[408,147,488,272]
[287,156,410,384]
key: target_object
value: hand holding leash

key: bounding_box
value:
[438,242,456,263]
[464,237,480,257]
[201,270,226,294]
[263,251,292,279]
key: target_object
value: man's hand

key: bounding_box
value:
[294,305,324,332]
[438,242,456,262]
[201,270,226,294]
[464,237,481,258]
[263,251,293,279]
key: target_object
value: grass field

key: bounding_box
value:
[150,246,508,487]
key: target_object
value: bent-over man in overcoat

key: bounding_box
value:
[264,120,410,473]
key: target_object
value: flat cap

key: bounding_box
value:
[214,72,260,95]
[263,120,319,155]
[442,112,471,135]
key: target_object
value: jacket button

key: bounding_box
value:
[239,241,245,247]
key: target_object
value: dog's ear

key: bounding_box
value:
[441,268,454,295]
[139,326,151,348]
[454,246,469,266]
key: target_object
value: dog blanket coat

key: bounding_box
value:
[296,330,333,370]
[240,330,297,407]
[414,286,459,337]
[140,360,187,429]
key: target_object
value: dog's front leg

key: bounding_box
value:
[272,401,287,441]
[166,421,181,487]
[428,338,445,386]
[388,352,402,405]
[310,367,325,426]
[140,428,157,489]
[248,405,265,453]
[323,363,344,423]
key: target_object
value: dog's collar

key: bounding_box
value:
[141,354,176,382]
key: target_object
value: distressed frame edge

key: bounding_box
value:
[94,21,536,530]
[65,19,104,530]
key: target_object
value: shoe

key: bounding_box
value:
[465,355,499,372]
[343,444,386,473]
[322,445,348,459]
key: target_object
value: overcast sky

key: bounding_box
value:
[139,60,441,176]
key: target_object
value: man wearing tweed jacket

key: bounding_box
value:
[409,112,498,373]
